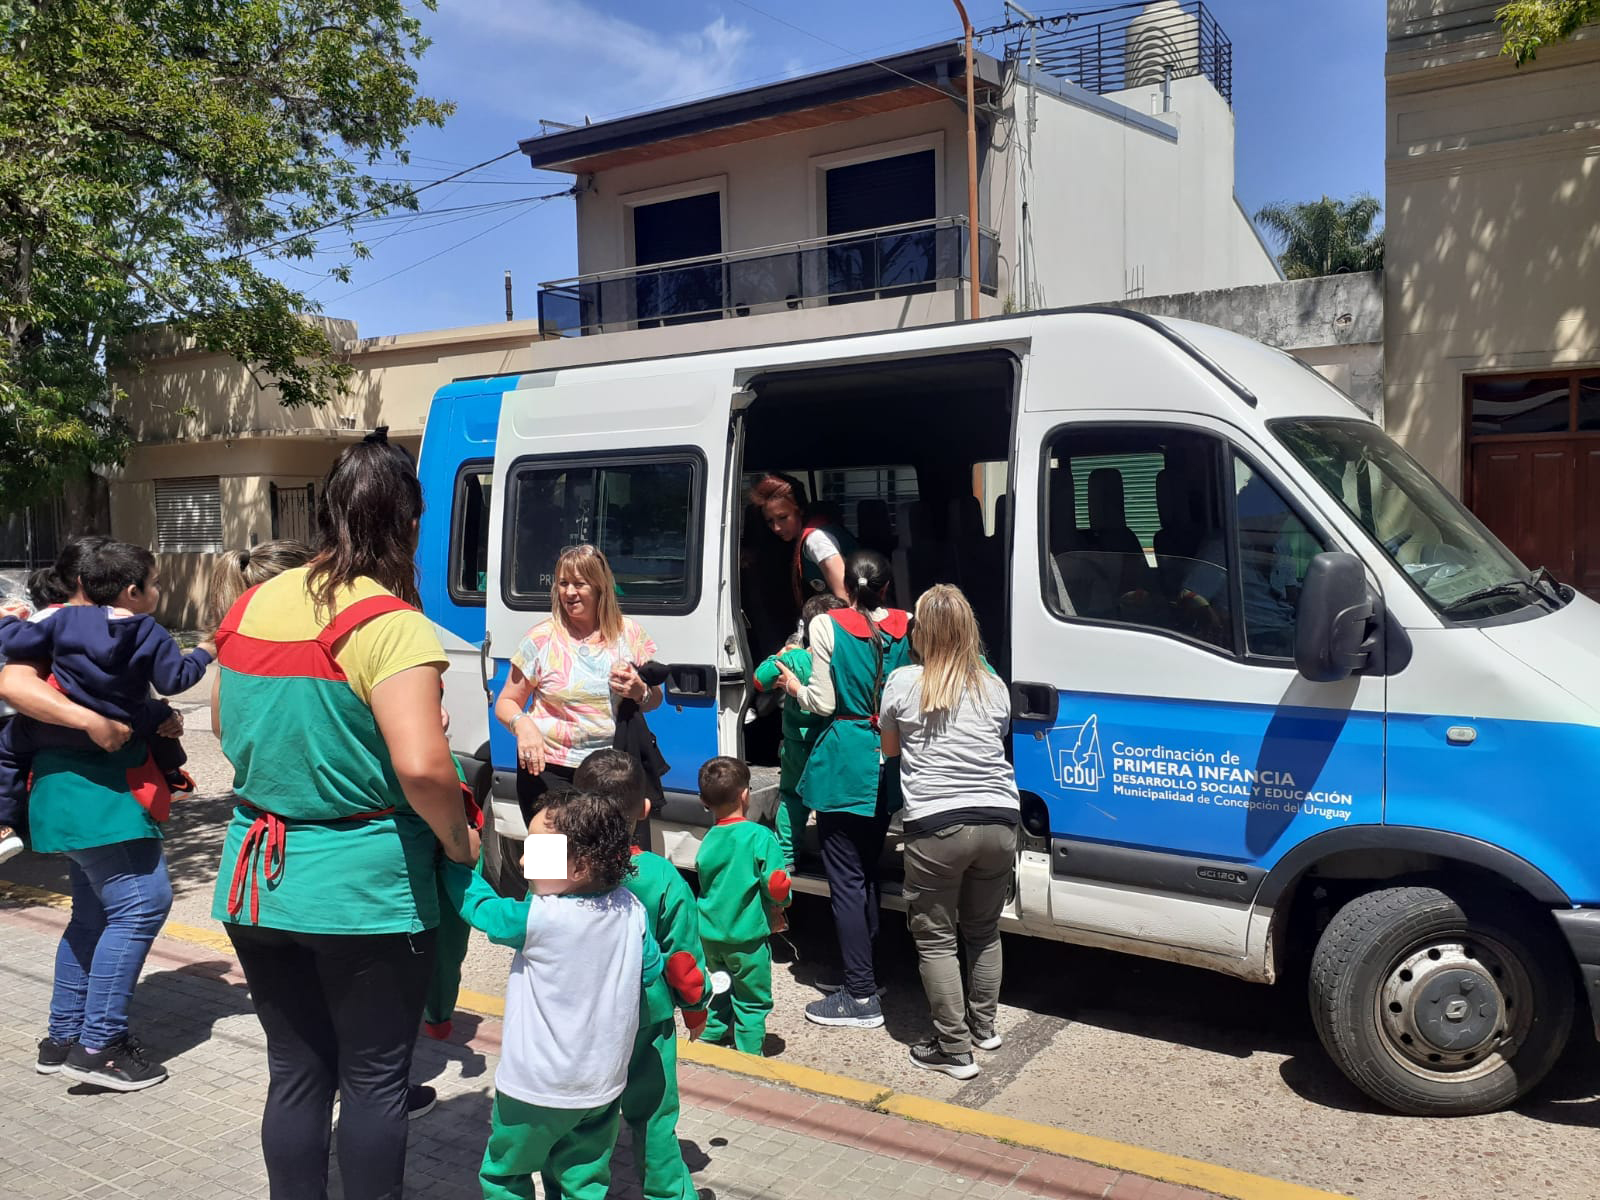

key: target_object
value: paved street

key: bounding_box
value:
[3,672,1600,1199]
[0,894,1220,1200]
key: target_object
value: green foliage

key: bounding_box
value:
[1253,194,1385,281]
[0,0,452,507]
[1498,0,1600,64]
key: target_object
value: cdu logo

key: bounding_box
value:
[1048,714,1103,792]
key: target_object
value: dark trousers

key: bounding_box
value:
[817,796,892,1000]
[0,701,185,828]
[515,763,577,826]
[228,924,436,1200]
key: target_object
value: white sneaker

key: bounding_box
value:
[0,831,24,864]
[972,1030,1003,1051]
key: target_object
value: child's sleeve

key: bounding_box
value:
[640,924,663,988]
[439,860,529,949]
[752,653,782,692]
[658,872,711,1033]
[756,830,793,909]
[0,613,55,661]
[144,622,213,695]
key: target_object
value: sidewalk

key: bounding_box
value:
[0,895,1229,1200]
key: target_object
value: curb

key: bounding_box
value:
[0,879,1346,1200]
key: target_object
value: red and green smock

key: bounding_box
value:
[208,567,448,934]
[795,609,912,818]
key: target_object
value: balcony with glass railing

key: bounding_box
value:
[537,216,999,338]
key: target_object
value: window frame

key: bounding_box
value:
[447,458,494,608]
[500,447,706,616]
[1036,421,1336,669]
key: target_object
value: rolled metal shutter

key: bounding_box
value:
[154,476,223,552]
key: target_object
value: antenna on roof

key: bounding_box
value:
[538,118,579,133]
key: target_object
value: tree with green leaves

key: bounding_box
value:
[1498,0,1600,64]
[1253,194,1384,281]
[0,0,453,508]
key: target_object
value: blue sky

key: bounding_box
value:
[289,0,1386,337]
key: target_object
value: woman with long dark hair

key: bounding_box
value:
[777,548,910,1029]
[209,432,478,1199]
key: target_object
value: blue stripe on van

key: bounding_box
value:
[417,374,522,646]
[1017,689,1600,905]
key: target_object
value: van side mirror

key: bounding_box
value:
[1295,552,1375,683]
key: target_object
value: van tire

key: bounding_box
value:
[1308,884,1571,1116]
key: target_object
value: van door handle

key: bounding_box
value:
[479,633,493,702]
[663,664,715,699]
[1010,681,1059,724]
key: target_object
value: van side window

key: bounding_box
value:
[449,465,493,603]
[1041,427,1324,662]
[507,455,700,611]
[1229,459,1323,659]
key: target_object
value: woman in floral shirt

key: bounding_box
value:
[493,544,660,818]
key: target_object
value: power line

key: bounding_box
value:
[725,0,967,107]
[333,199,556,301]
[228,148,524,261]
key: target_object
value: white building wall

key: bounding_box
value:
[1017,70,1278,310]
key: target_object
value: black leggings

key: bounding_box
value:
[228,924,436,1200]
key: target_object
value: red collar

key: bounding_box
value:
[831,609,909,639]
[715,815,746,826]
[629,846,643,856]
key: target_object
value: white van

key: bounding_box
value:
[418,307,1600,1118]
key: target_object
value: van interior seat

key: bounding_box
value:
[1046,476,1116,619]
[950,495,1004,641]
[1086,468,1156,601]
[857,498,896,558]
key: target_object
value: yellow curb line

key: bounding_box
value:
[1,878,1345,1200]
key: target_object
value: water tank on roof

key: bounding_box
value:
[1125,0,1199,89]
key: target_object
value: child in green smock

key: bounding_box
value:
[568,750,710,1200]
[752,593,846,871]
[693,756,792,1055]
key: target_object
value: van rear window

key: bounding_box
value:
[505,454,701,612]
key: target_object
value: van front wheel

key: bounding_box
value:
[1308,885,1572,1116]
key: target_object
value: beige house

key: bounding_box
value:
[1385,1,1600,593]
[109,5,1289,624]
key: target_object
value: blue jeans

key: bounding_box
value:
[49,838,173,1048]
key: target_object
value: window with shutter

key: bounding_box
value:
[155,477,223,553]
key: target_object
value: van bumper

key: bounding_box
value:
[1554,909,1600,1039]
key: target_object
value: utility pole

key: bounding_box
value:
[951,0,980,321]
[504,270,514,322]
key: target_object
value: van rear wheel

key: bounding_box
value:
[1308,884,1572,1116]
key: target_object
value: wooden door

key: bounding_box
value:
[1465,441,1580,588]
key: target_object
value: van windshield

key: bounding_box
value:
[1274,418,1562,620]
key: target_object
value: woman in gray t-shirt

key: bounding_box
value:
[879,584,1020,1080]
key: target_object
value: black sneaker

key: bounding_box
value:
[803,990,885,1028]
[35,1035,74,1075]
[61,1035,168,1092]
[818,978,887,998]
[407,1084,437,1119]
[909,1039,979,1080]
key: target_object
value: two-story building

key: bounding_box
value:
[105,1,1303,625]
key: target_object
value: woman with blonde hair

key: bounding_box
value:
[493,544,660,817]
[878,583,1020,1081]
[204,540,312,631]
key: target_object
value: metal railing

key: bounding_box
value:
[537,216,1000,338]
[1007,1,1232,107]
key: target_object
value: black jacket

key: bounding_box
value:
[614,659,671,804]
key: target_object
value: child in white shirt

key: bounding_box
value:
[440,788,661,1200]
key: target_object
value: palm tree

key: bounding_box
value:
[1253,194,1384,280]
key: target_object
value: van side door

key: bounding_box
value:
[1009,412,1385,967]
[484,368,734,809]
